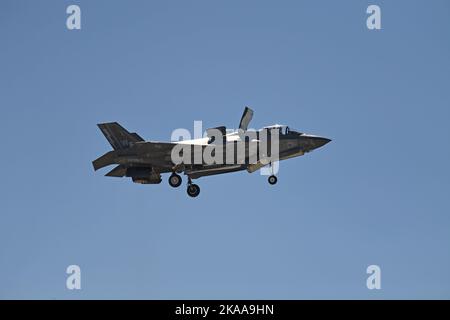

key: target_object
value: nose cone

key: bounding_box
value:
[300,135,331,151]
[311,136,331,149]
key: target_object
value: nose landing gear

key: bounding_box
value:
[268,175,278,185]
[267,161,278,185]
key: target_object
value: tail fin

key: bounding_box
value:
[97,122,144,150]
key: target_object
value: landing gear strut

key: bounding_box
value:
[267,162,278,185]
[168,173,182,188]
[186,177,200,197]
[268,175,278,185]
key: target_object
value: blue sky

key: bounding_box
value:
[0,0,449,299]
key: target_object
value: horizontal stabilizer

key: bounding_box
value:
[105,165,126,177]
[92,151,116,171]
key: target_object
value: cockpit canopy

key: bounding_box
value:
[262,124,303,135]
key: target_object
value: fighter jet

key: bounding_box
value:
[92,107,331,197]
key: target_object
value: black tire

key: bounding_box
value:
[168,173,182,188]
[187,184,200,197]
[268,175,277,185]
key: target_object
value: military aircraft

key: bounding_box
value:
[92,107,331,197]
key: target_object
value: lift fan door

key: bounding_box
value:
[239,107,254,131]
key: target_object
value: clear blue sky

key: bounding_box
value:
[1,0,449,299]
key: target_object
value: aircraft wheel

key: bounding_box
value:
[187,184,200,197]
[168,173,182,188]
[268,175,277,185]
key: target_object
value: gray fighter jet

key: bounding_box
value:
[92,107,331,197]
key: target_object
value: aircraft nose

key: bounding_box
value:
[312,137,331,148]
[304,136,331,150]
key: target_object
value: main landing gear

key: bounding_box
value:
[168,173,182,188]
[186,178,200,198]
[168,173,200,197]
